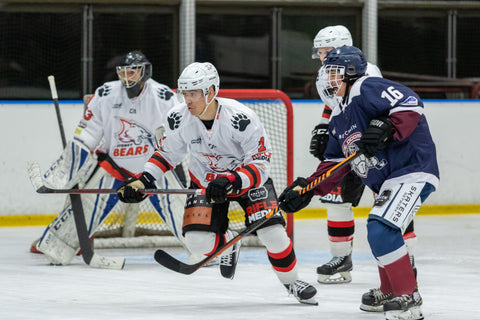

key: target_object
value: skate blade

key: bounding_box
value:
[297,297,318,306]
[385,306,424,320]
[317,271,352,284]
[359,304,384,312]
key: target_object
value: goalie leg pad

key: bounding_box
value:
[42,139,97,189]
[36,167,120,265]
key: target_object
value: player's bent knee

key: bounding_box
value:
[367,219,404,257]
[184,231,217,255]
[257,224,290,253]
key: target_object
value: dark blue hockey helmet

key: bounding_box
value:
[323,46,367,84]
[116,50,152,98]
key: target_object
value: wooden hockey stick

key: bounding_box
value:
[47,76,125,270]
[154,151,362,275]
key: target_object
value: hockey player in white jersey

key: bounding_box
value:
[33,51,186,265]
[117,62,318,305]
[310,25,418,292]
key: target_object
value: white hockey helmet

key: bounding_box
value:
[177,62,220,97]
[312,25,353,59]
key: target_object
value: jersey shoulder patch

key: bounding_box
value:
[167,111,183,130]
[97,83,112,97]
[156,86,175,101]
[231,112,251,132]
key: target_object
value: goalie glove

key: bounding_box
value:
[117,172,156,203]
[309,123,329,160]
[206,171,242,204]
[358,116,394,158]
[278,177,314,213]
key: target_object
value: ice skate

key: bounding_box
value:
[220,230,241,279]
[383,289,424,320]
[316,253,352,284]
[284,280,318,305]
[360,287,394,312]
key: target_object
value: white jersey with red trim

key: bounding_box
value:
[144,97,272,191]
[74,79,177,174]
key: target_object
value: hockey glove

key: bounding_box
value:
[117,172,156,203]
[309,123,329,160]
[206,171,242,204]
[278,177,314,213]
[358,116,394,158]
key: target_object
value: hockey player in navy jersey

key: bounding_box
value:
[279,46,439,320]
[117,62,318,305]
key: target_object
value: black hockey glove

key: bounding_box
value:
[206,171,242,204]
[278,177,314,213]
[117,172,156,203]
[309,123,329,160]
[358,116,394,158]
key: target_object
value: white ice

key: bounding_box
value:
[1,214,479,320]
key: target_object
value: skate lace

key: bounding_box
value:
[288,280,310,297]
[220,252,233,266]
[325,256,345,268]
[371,288,392,302]
[390,294,413,305]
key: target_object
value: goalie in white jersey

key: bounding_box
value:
[34,51,186,265]
[117,62,318,305]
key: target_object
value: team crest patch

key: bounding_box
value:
[231,113,251,132]
[399,96,418,106]
[167,112,182,130]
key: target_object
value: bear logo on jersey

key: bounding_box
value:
[168,112,182,130]
[157,87,174,101]
[98,84,112,97]
[117,119,152,145]
[231,113,251,132]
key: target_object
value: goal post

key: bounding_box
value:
[94,88,294,248]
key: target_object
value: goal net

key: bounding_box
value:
[94,89,294,249]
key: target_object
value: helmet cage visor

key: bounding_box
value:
[316,65,345,108]
[116,64,146,88]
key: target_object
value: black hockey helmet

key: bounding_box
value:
[116,50,152,98]
[323,46,367,84]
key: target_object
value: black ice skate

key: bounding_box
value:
[220,230,241,279]
[284,280,318,305]
[383,289,424,320]
[316,253,352,284]
[360,288,394,312]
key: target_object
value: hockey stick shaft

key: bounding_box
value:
[36,186,204,195]
[154,151,361,274]
[47,76,124,270]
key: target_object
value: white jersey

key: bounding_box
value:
[74,79,176,174]
[144,97,272,192]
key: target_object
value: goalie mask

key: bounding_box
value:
[316,46,367,108]
[177,62,220,117]
[116,51,152,99]
[312,25,353,59]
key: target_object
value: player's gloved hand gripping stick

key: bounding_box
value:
[154,151,362,275]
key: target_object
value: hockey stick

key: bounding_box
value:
[27,161,203,195]
[47,76,125,270]
[154,151,362,275]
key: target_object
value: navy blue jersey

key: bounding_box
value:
[324,76,440,194]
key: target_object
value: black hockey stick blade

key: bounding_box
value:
[153,151,361,275]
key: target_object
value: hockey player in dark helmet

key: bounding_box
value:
[116,50,152,99]
[281,46,439,320]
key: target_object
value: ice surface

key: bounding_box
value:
[1,214,479,320]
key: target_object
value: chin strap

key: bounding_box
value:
[197,92,218,118]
